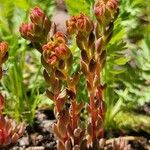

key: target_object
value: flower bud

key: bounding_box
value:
[94,0,118,25]
[76,14,93,33]
[55,44,70,59]
[30,7,45,25]
[66,17,76,34]
[43,16,51,34]
[54,32,67,44]
[42,31,70,66]
[66,14,93,35]
[19,23,34,40]
[0,41,8,64]
[107,0,118,11]
[42,42,53,52]
[0,93,4,110]
[48,55,58,65]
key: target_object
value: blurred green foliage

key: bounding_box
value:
[0,0,54,123]
[65,0,94,16]
[105,0,150,131]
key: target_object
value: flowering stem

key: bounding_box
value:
[90,90,96,140]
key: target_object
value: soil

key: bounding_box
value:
[1,109,149,150]
[3,110,57,150]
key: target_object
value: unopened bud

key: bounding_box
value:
[55,44,69,58]
[30,7,45,25]
[94,0,118,25]
[66,17,76,34]
[48,55,58,65]
[66,14,93,35]
[0,93,4,110]
[54,32,67,43]
[0,42,8,63]
[19,23,34,40]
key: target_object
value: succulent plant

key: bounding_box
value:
[19,0,130,149]
[105,138,131,150]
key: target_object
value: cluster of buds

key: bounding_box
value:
[94,0,119,26]
[0,42,25,147]
[19,7,51,52]
[66,13,93,35]
[42,31,71,67]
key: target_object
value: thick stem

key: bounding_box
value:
[54,94,61,113]
[71,101,77,130]
[66,76,78,131]
[90,91,96,140]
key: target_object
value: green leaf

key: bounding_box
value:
[114,57,129,65]
[110,68,127,74]
[65,0,91,15]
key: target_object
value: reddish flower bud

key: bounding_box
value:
[48,55,58,65]
[54,32,67,43]
[54,31,66,39]
[66,17,77,34]
[19,23,34,40]
[0,42,8,68]
[76,14,93,33]
[66,14,93,34]
[0,93,4,110]
[0,42,8,59]
[107,0,118,11]
[42,43,53,52]
[55,44,68,57]
[94,3,106,17]
[94,0,118,24]
[42,32,71,66]
[30,7,45,25]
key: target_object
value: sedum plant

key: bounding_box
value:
[20,0,130,149]
[0,42,25,147]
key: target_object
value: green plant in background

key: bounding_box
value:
[111,0,150,132]
[65,0,94,16]
[0,41,25,147]
[0,0,55,123]
[101,0,150,131]
[116,0,150,107]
